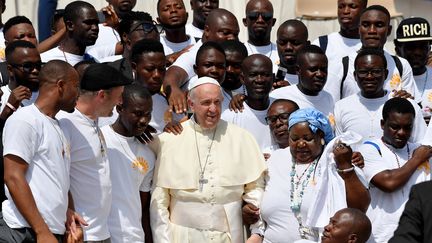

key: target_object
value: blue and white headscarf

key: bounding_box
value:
[288,108,334,144]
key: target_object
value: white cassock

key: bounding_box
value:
[150,119,267,243]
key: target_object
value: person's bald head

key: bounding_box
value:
[276,19,309,68]
[38,60,80,112]
[321,208,372,243]
[203,8,239,43]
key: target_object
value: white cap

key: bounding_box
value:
[188,76,220,90]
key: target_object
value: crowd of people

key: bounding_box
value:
[0,0,431,242]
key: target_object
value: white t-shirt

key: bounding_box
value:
[358,139,430,243]
[414,66,432,119]
[160,35,196,56]
[221,85,246,112]
[150,93,170,134]
[0,85,38,112]
[423,123,432,145]
[221,100,274,151]
[245,42,279,73]
[90,24,120,47]
[284,73,299,85]
[185,23,203,41]
[2,105,70,234]
[41,47,85,66]
[270,85,335,118]
[312,32,362,62]
[171,40,203,82]
[101,125,155,243]
[334,91,427,146]
[340,51,421,103]
[57,109,112,241]
[261,148,320,242]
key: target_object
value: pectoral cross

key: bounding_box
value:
[199,173,208,192]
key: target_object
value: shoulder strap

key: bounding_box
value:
[392,55,403,76]
[363,141,382,156]
[318,35,328,53]
[340,56,349,99]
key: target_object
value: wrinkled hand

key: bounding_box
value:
[167,86,187,114]
[242,203,260,225]
[333,142,353,169]
[166,45,193,66]
[272,80,290,89]
[8,85,31,108]
[101,5,120,29]
[163,121,183,135]
[136,125,157,144]
[351,151,364,168]
[66,209,87,242]
[37,231,58,243]
[392,89,413,99]
[412,145,432,166]
[246,234,263,243]
[229,94,246,113]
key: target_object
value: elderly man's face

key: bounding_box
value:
[188,83,222,129]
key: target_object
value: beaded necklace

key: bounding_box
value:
[290,159,319,239]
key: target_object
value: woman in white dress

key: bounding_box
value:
[247,108,370,243]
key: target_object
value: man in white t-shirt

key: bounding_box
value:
[0,60,84,243]
[164,8,239,114]
[41,1,99,66]
[59,63,131,242]
[0,41,40,118]
[270,45,335,119]
[312,0,366,61]
[358,97,432,243]
[339,5,420,103]
[334,48,427,145]
[243,0,278,72]
[222,54,274,151]
[102,84,155,243]
[186,0,219,42]
[157,0,196,56]
[274,19,310,88]
[394,17,432,124]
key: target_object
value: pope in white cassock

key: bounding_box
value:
[150,77,267,243]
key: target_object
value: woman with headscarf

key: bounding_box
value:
[247,108,370,243]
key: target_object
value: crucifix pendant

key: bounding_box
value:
[199,174,208,192]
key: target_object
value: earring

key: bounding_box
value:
[321,139,325,145]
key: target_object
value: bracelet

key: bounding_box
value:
[6,102,16,112]
[336,166,355,174]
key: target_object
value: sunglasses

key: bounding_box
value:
[265,112,291,125]
[10,62,42,73]
[247,12,273,22]
[131,21,164,34]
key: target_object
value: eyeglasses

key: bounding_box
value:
[247,12,273,22]
[265,112,291,125]
[356,68,385,78]
[131,21,164,34]
[10,62,42,73]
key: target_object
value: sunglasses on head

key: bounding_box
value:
[10,62,43,73]
[247,12,273,22]
[131,21,164,34]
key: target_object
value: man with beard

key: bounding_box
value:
[157,0,196,56]
[243,0,278,72]
[41,1,99,66]
[186,0,219,41]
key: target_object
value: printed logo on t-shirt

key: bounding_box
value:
[390,74,402,90]
[427,92,432,102]
[417,161,430,175]
[132,156,149,174]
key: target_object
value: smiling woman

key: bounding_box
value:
[247,108,370,243]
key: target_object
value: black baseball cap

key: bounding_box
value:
[80,63,132,91]
[396,17,432,42]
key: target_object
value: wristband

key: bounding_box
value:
[6,102,17,112]
[336,166,354,174]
